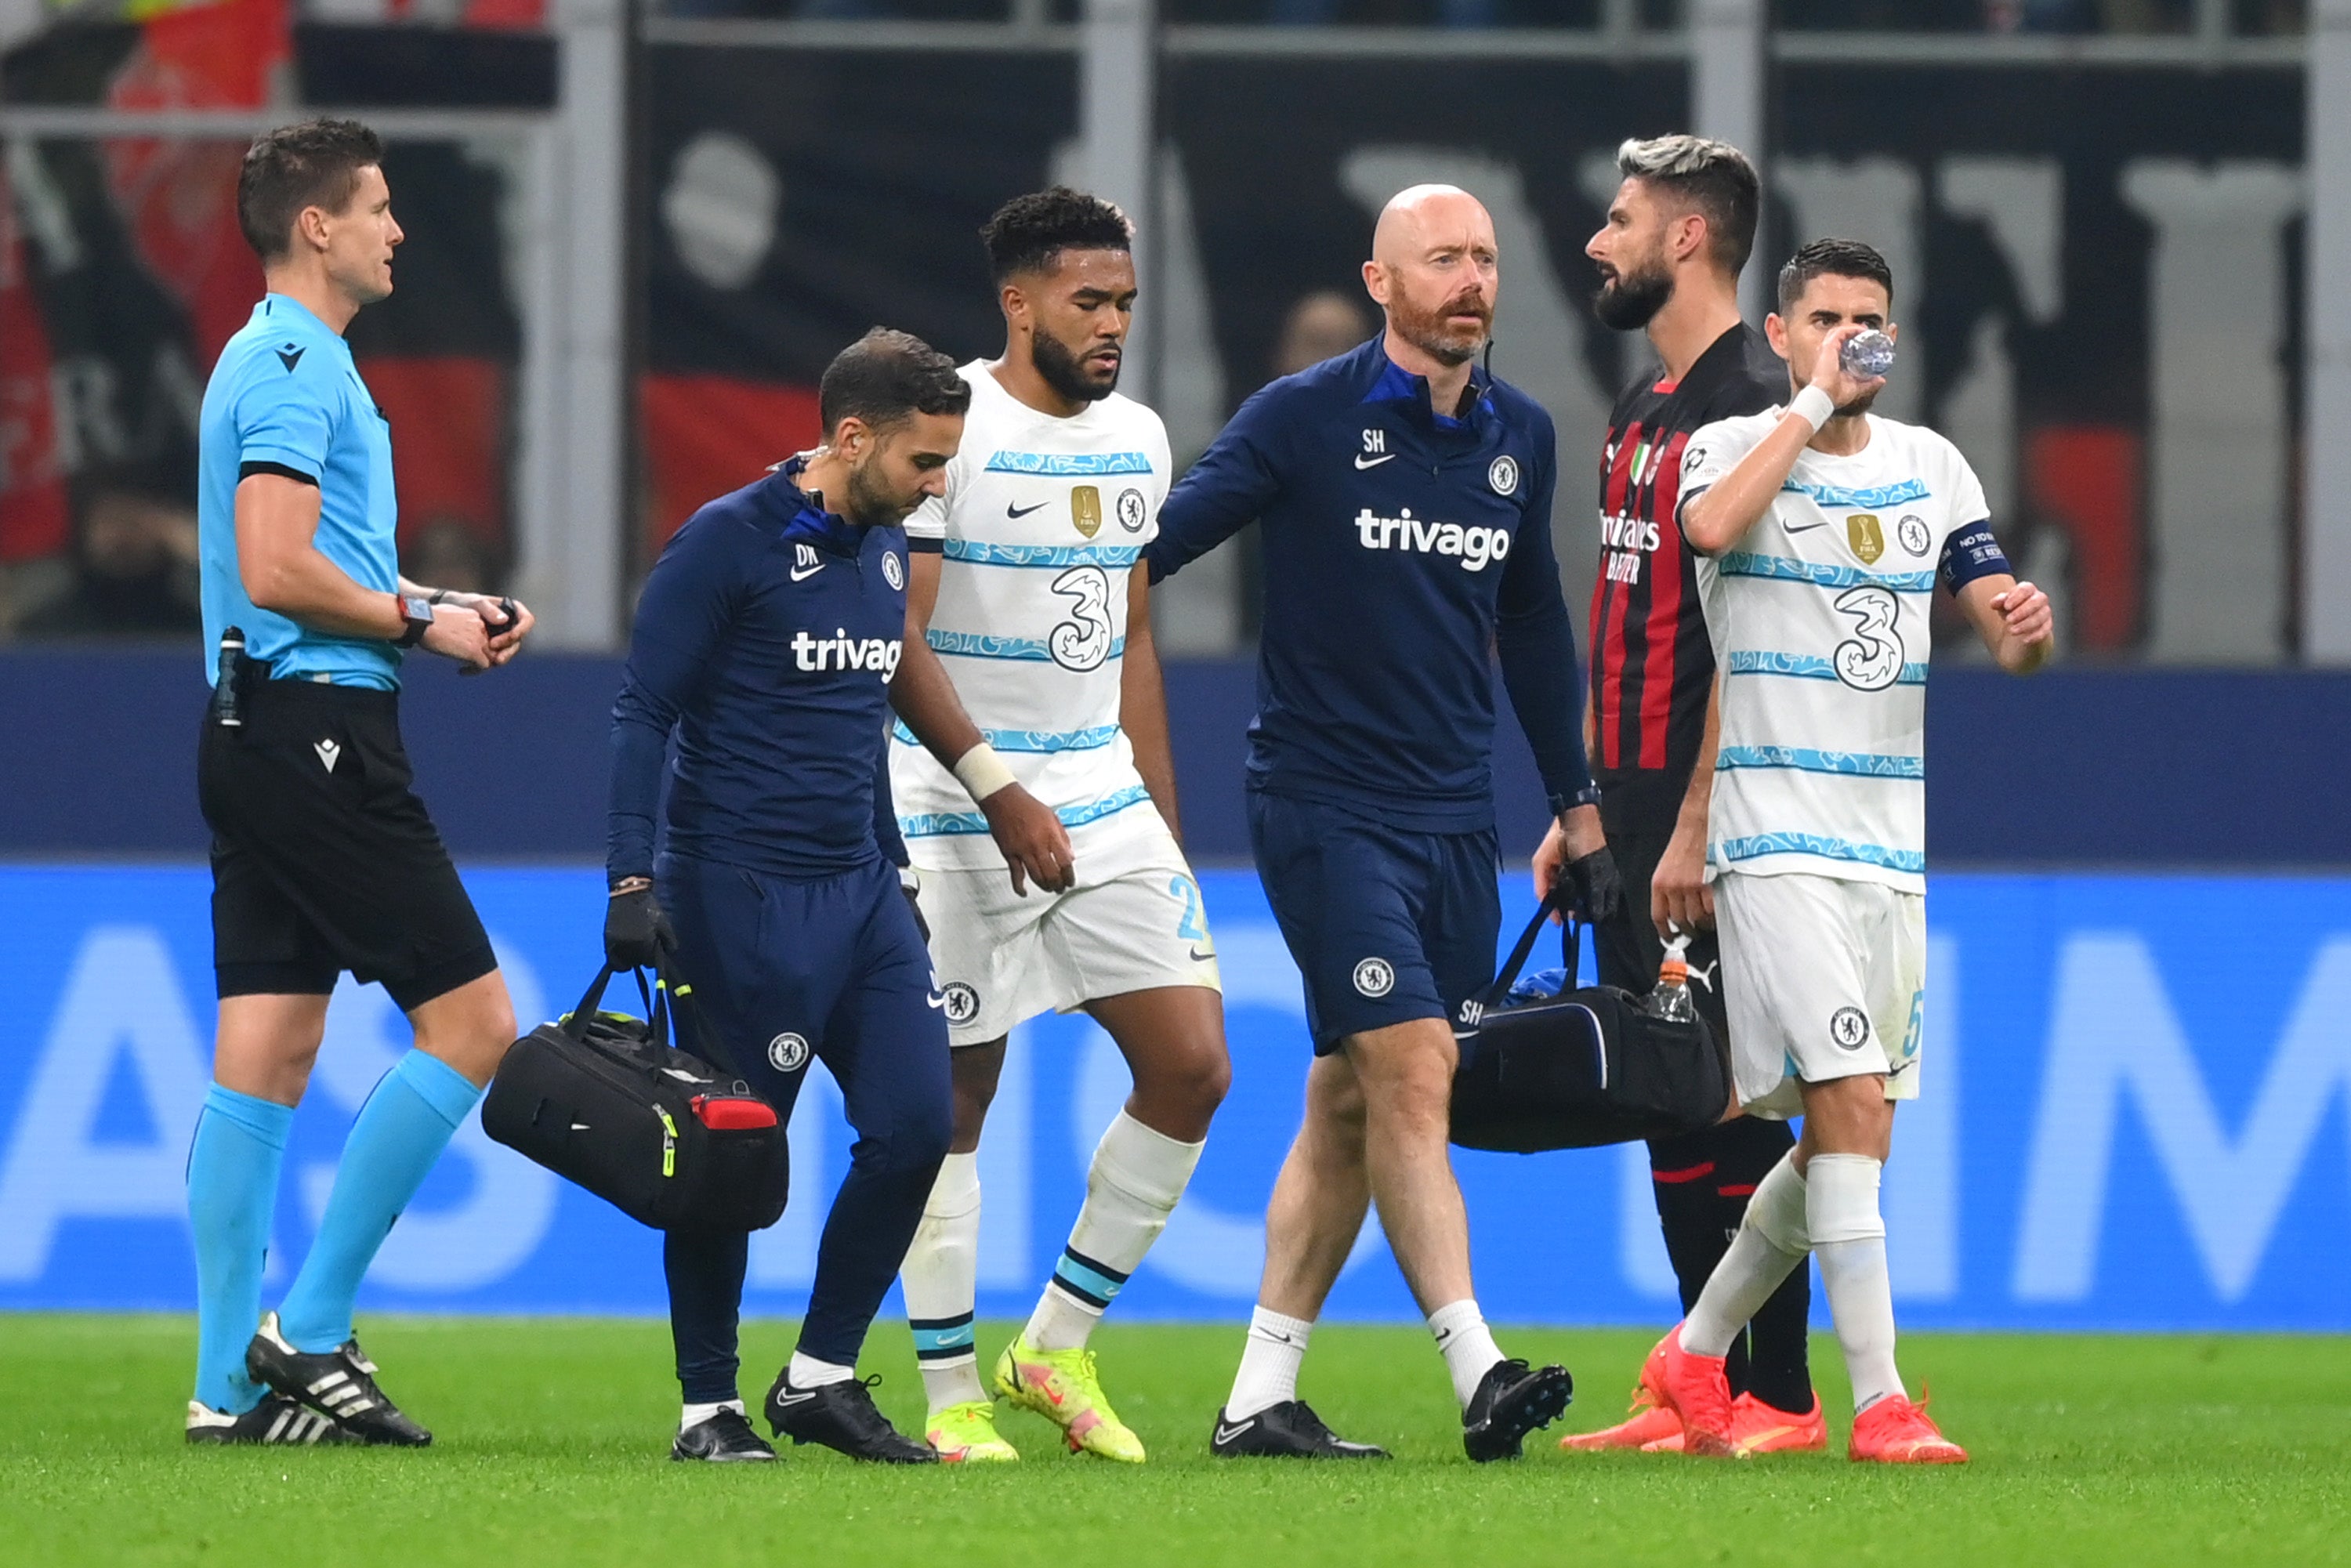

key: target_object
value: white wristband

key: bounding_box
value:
[1790,385,1835,433]
[951,742,1018,804]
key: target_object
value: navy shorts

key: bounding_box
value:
[657,851,951,1134]
[1248,791,1502,1055]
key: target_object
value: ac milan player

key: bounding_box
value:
[1534,134,1820,1456]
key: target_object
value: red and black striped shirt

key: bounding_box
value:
[1588,322,1785,833]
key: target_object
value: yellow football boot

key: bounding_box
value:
[991,1337,1146,1463]
[926,1400,1020,1463]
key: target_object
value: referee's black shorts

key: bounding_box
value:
[197,676,495,1012]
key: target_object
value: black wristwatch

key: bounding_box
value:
[1549,784,1603,820]
[393,592,435,647]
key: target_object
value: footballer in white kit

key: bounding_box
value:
[893,190,1230,1468]
[894,362,1215,1033]
[1642,239,2052,1467]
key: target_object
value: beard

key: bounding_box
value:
[1836,386,1882,418]
[1592,259,1673,331]
[841,457,912,528]
[1389,285,1491,368]
[1034,328,1119,404]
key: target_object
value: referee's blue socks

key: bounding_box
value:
[188,1083,295,1414]
[277,1049,481,1354]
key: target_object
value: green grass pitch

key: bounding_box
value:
[3,1316,2346,1567]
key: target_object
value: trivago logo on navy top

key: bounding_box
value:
[1351,507,1514,570]
[791,628,903,679]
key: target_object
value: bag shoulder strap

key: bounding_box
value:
[1477,883,1583,1009]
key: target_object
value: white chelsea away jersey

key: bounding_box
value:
[892,362,1173,872]
[1685,409,1998,896]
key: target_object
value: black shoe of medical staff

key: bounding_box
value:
[1208,1400,1389,1460]
[1462,1358,1572,1462]
[672,1406,776,1462]
[246,1311,432,1447]
[763,1371,937,1464]
[185,1392,355,1447]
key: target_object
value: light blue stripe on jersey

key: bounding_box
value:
[940,539,1143,570]
[892,720,1121,753]
[925,627,1128,662]
[1780,476,1931,509]
[1725,650,1929,686]
[1716,832,1925,875]
[1717,552,1936,593]
[983,450,1153,476]
[901,784,1152,838]
[1716,745,1924,780]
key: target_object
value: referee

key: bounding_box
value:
[1152,185,1620,1462]
[1537,135,1819,1454]
[184,120,532,1448]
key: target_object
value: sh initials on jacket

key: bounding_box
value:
[1356,428,1394,469]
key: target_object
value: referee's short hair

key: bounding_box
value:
[238,118,386,263]
[1614,134,1759,278]
[980,187,1133,282]
[818,328,972,437]
[1777,237,1896,313]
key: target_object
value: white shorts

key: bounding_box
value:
[914,826,1222,1047]
[1714,870,1925,1120]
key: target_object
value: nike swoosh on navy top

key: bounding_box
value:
[789,562,823,581]
[1007,501,1049,519]
[1353,453,1396,469]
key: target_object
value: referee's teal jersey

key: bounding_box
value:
[198,294,402,689]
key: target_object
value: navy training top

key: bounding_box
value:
[608,462,911,883]
[1148,337,1594,834]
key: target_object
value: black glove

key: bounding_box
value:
[900,875,930,943]
[1563,846,1625,925]
[604,882,675,970]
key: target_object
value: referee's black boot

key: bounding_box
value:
[1462,1357,1573,1462]
[763,1371,937,1464]
[246,1312,433,1447]
[1209,1400,1389,1460]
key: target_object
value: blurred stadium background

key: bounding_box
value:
[0,0,2345,1339]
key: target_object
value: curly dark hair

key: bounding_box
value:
[1777,237,1895,313]
[237,118,385,263]
[980,186,1133,283]
[817,327,971,436]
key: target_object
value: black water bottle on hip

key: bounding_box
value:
[211,628,246,728]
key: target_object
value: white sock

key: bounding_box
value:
[1427,1298,1505,1409]
[1808,1153,1903,1414]
[1683,1149,1812,1357]
[786,1349,855,1389]
[902,1150,985,1413]
[1225,1305,1313,1419]
[1025,1111,1204,1353]
[679,1398,743,1432]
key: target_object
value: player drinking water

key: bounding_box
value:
[1644,238,2053,1464]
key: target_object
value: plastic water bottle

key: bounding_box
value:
[1842,329,1896,379]
[1645,933,1696,1023]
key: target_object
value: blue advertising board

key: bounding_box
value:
[2,864,2346,1331]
